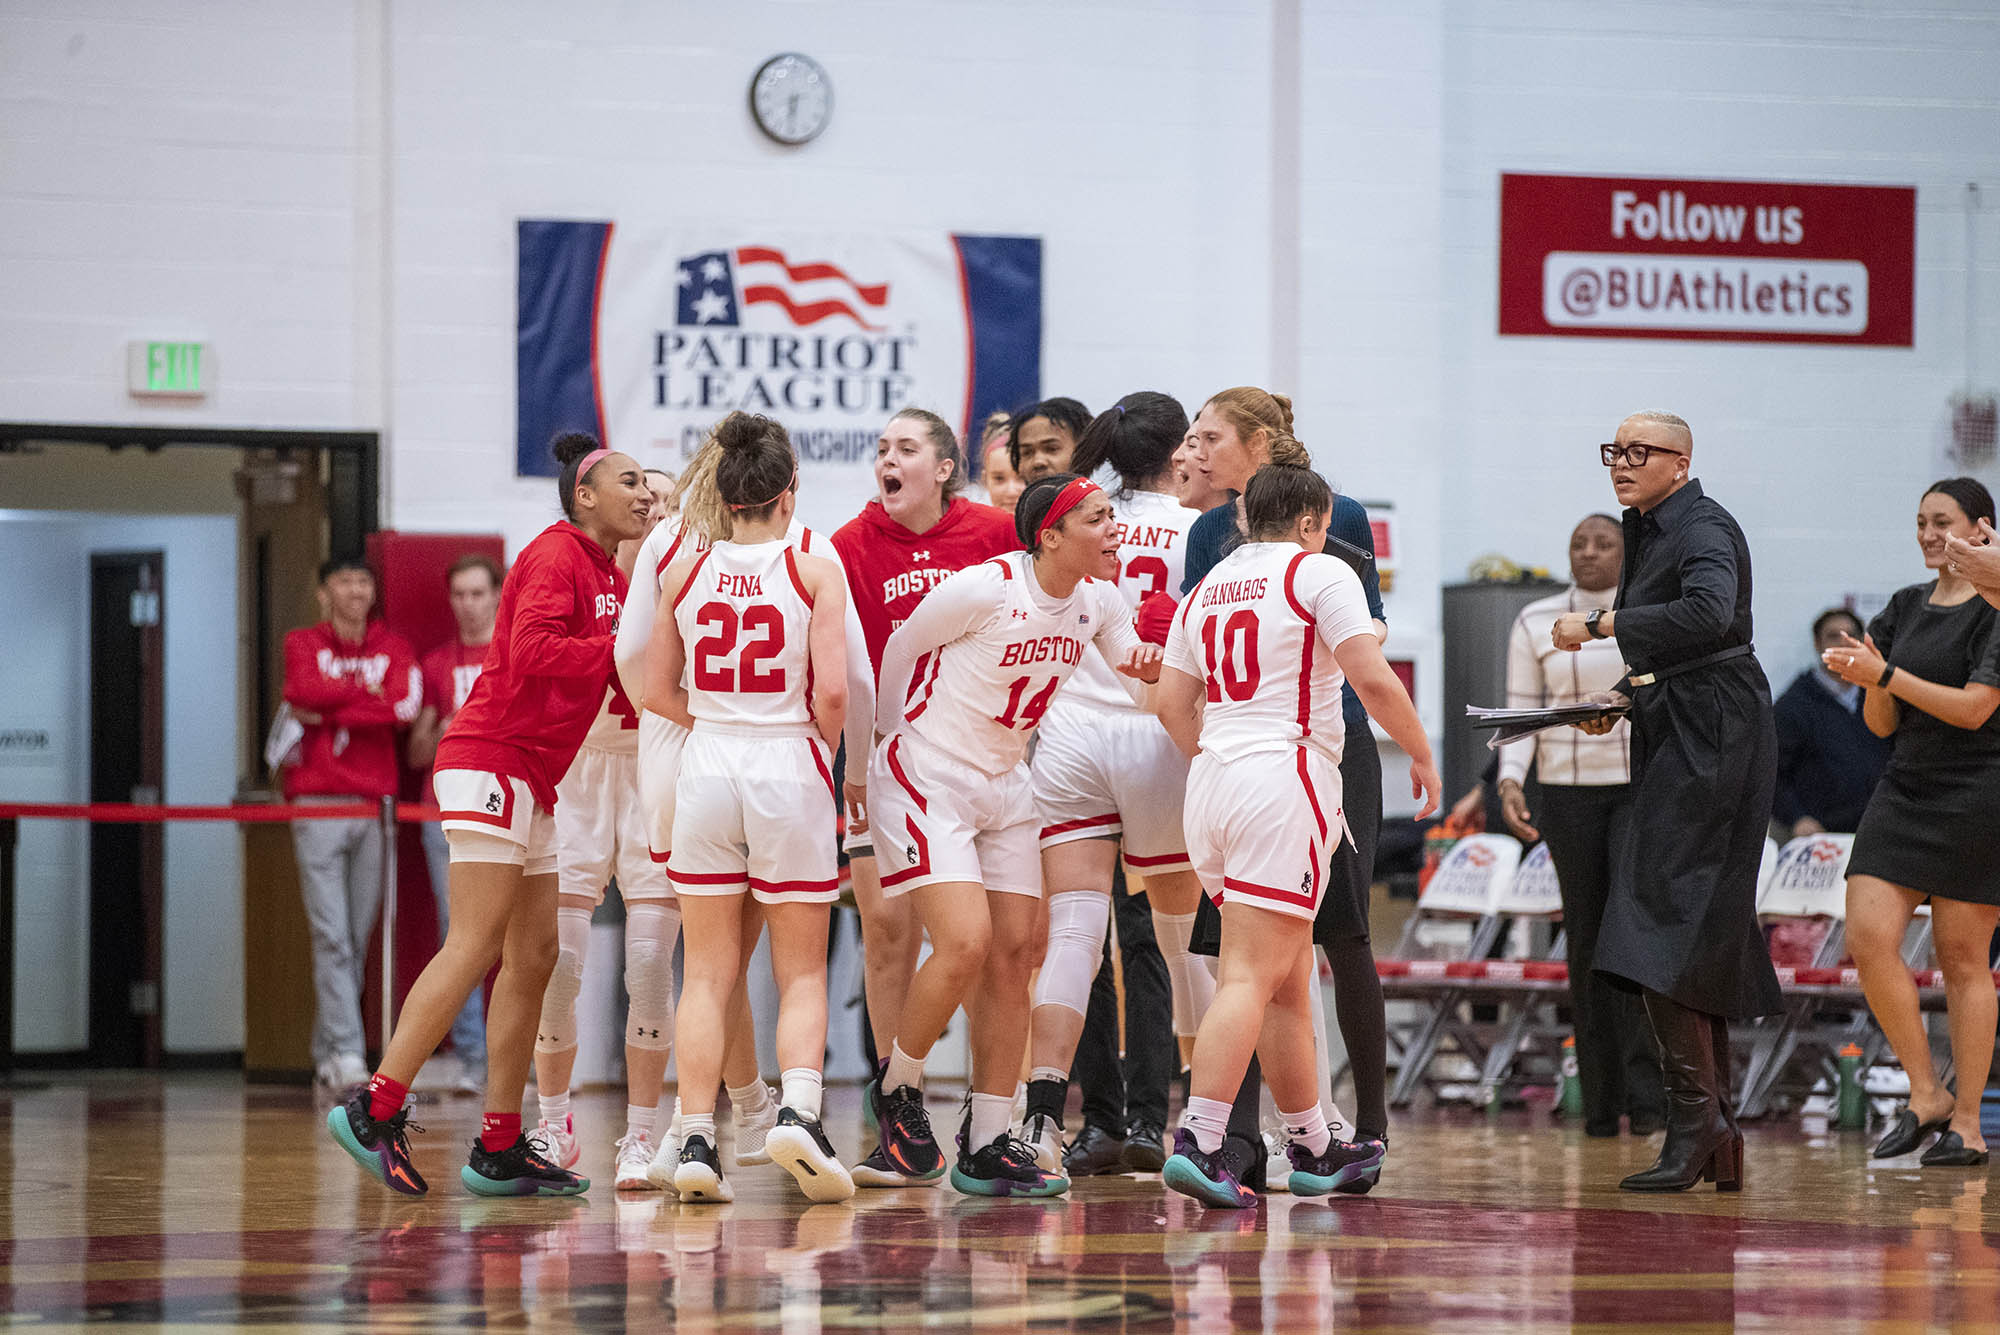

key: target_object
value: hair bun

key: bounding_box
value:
[550,432,601,467]
[1269,392,1295,431]
[714,411,765,454]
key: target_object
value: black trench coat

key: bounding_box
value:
[1595,480,1784,1021]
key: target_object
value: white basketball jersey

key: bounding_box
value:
[1164,543,1375,768]
[1058,489,1199,714]
[673,538,817,732]
[900,553,1133,776]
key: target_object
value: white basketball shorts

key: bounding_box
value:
[868,730,1041,899]
[636,709,690,864]
[1031,702,1193,875]
[554,744,671,905]
[668,726,840,905]
[434,768,557,877]
[1183,747,1345,924]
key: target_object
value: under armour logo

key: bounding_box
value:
[912,550,931,562]
[905,844,919,865]
[1011,609,1029,620]
[484,791,503,813]
[635,1027,659,1038]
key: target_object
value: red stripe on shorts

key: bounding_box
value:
[668,866,748,888]
[879,816,933,887]
[441,775,515,830]
[750,875,839,896]
[1295,748,1328,844]
[1123,849,1191,867]
[884,735,927,814]
[1041,812,1119,839]
[1223,874,1318,910]
[808,740,836,801]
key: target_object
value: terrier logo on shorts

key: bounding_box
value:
[905,843,920,866]
[1301,871,1313,896]
[485,790,504,814]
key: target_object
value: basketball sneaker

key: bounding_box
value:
[951,1120,1068,1199]
[327,1087,427,1196]
[529,1114,580,1169]
[734,1092,780,1166]
[462,1135,590,1197]
[877,1084,946,1181]
[852,1144,919,1189]
[1287,1136,1386,1196]
[861,1058,887,1137]
[674,1133,734,1203]
[645,1109,684,1195]
[614,1131,659,1192]
[1022,1112,1065,1175]
[1163,1129,1258,1210]
[766,1107,856,1203]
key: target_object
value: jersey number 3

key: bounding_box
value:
[693,603,785,693]
[1200,609,1260,702]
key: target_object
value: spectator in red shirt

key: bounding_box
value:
[281,556,422,1090]
[408,552,505,1088]
[329,433,652,1198]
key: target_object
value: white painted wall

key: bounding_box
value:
[0,512,243,1055]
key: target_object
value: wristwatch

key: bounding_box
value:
[1585,609,1609,640]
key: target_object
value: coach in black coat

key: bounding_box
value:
[1551,411,1782,1194]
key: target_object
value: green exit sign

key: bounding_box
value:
[126,340,210,397]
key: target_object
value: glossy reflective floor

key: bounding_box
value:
[3,1075,1997,1331]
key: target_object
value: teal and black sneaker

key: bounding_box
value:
[327,1087,428,1196]
[1287,1136,1386,1197]
[461,1135,590,1197]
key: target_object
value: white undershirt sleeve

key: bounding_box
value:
[874,564,1005,737]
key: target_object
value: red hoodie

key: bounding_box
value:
[281,620,422,799]
[435,522,626,808]
[832,496,1018,676]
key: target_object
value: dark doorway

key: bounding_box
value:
[89,552,166,1067]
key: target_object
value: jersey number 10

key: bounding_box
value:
[1200,609,1260,702]
[693,602,786,693]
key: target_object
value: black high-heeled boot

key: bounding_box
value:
[1709,1009,1744,1190]
[1620,995,1740,1192]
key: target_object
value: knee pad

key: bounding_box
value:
[1153,908,1215,1037]
[624,902,681,1053]
[535,906,593,1054]
[1032,891,1111,1018]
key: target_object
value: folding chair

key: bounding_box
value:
[1736,833,1853,1117]
[1378,834,1522,1107]
[1462,842,1575,1101]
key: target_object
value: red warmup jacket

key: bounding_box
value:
[434,521,625,809]
[831,496,1019,676]
[281,621,422,799]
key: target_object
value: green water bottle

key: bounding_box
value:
[1557,1035,1582,1119]
[1836,1043,1866,1130]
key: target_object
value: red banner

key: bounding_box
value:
[1499,173,1915,346]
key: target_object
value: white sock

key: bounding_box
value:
[538,1089,571,1127]
[968,1092,1013,1149]
[1306,964,1354,1140]
[1281,1104,1331,1157]
[1028,1067,1066,1085]
[884,1040,926,1095]
[726,1078,771,1115]
[1181,1095,1233,1155]
[681,1111,717,1146]
[781,1067,823,1120]
[625,1103,655,1140]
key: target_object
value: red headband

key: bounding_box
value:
[1033,477,1102,547]
[572,447,612,488]
[727,465,798,511]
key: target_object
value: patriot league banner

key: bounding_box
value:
[517,220,1042,526]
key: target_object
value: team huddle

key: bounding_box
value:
[326,385,1440,1212]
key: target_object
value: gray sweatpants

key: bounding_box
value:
[291,803,383,1064]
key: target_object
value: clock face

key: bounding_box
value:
[750,53,832,146]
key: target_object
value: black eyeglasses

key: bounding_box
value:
[1600,442,1685,467]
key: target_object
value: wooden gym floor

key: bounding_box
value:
[1,1073,1996,1331]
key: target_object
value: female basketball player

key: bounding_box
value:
[867,473,1161,1197]
[645,413,855,1204]
[610,428,873,1193]
[1158,464,1438,1209]
[1019,393,1209,1172]
[831,407,1016,1185]
[528,467,680,1192]
[328,432,651,1197]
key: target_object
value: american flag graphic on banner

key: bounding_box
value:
[675,246,890,331]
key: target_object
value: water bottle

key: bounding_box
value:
[1556,1036,1582,1119]
[1835,1043,1865,1130]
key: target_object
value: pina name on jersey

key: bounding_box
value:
[1201,576,1270,608]
[881,567,953,603]
[1115,522,1181,549]
[717,572,764,597]
[999,634,1084,668]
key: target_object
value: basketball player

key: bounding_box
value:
[647,412,855,1205]
[831,407,1016,1185]
[611,431,874,1192]
[327,432,651,1197]
[1020,393,1208,1173]
[868,473,1162,1197]
[1157,465,1438,1208]
[529,467,680,1192]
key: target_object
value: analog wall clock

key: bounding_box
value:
[750,53,832,146]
